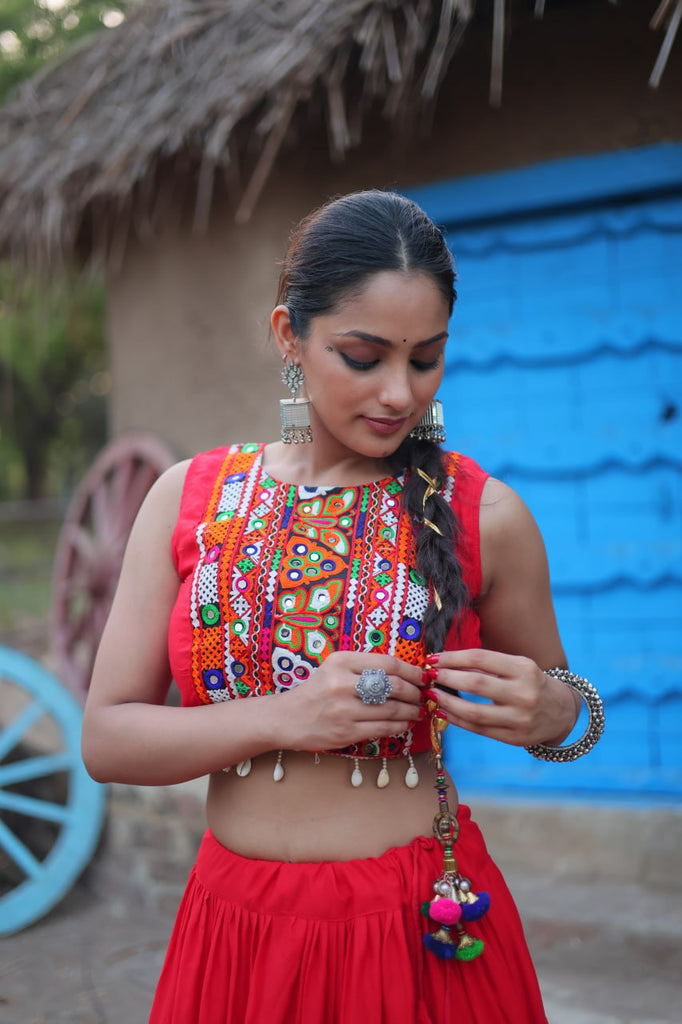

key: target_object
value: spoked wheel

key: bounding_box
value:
[0,646,106,935]
[51,433,175,702]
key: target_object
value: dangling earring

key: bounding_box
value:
[409,399,446,444]
[280,356,312,444]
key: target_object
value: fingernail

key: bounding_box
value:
[426,653,441,665]
[423,688,439,702]
[421,667,438,685]
[418,705,429,719]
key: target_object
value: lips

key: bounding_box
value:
[363,416,408,436]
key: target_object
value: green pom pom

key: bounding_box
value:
[456,937,484,961]
[420,900,431,917]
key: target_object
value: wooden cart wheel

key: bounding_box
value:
[0,646,106,935]
[51,433,175,702]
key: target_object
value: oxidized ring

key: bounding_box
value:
[356,668,392,705]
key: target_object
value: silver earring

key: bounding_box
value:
[280,357,312,444]
[409,399,446,444]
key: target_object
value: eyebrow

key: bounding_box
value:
[335,330,448,348]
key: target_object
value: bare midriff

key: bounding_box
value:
[206,750,459,862]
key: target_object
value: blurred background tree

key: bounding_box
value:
[0,0,127,103]
[0,0,127,500]
[0,267,109,500]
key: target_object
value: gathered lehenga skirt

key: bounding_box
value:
[148,805,546,1024]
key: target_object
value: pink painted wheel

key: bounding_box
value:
[51,434,175,702]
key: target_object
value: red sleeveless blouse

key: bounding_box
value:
[168,444,488,760]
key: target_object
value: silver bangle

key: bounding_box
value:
[525,668,606,763]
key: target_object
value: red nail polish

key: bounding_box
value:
[426,653,441,665]
[423,667,438,682]
[423,687,439,702]
[418,705,429,719]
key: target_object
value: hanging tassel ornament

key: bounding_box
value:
[421,682,490,961]
[350,758,364,787]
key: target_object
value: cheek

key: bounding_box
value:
[414,376,439,403]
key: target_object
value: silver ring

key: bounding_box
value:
[355,668,392,705]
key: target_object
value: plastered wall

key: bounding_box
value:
[106,0,682,456]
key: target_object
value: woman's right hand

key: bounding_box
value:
[272,652,425,752]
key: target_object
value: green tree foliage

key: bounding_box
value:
[0,267,109,499]
[0,0,127,103]
[0,1,127,499]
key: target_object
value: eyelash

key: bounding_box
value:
[340,353,442,373]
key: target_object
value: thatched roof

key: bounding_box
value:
[0,0,677,269]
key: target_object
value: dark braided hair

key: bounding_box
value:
[277,190,469,652]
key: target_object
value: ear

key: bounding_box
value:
[270,305,300,361]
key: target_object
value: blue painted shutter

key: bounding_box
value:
[408,144,682,802]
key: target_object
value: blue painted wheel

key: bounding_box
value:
[0,646,106,935]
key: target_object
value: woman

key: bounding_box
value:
[82,190,604,1023]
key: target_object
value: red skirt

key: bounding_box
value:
[148,805,546,1024]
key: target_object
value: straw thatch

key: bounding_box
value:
[0,0,678,269]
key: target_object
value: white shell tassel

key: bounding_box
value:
[350,758,364,787]
[273,751,284,782]
[236,759,252,777]
[405,754,419,789]
[377,757,390,788]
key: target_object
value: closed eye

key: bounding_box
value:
[341,352,443,372]
[411,355,442,372]
[340,353,379,371]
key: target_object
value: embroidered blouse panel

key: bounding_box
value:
[168,443,488,759]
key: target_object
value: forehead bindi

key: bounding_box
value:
[334,329,447,349]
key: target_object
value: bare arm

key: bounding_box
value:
[428,477,578,747]
[478,476,566,664]
[81,462,424,786]
[81,460,282,785]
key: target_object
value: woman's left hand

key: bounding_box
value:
[427,648,578,748]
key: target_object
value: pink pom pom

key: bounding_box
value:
[428,898,462,925]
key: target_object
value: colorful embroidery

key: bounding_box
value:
[189,443,459,759]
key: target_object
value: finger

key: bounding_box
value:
[435,688,536,739]
[434,648,527,679]
[446,714,521,745]
[346,653,423,689]
[386,675,424,706]
[433,668,508,703]
[352,667,423,703]
[353,679,423,710]
[352,679,426,717]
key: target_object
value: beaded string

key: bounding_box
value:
[420,670,490,961]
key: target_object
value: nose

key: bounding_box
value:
[378,365,412,413]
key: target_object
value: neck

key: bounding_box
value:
[263,441,393,488]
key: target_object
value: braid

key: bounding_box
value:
[389,438,469,654]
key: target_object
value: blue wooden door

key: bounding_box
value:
[408,143,682,802]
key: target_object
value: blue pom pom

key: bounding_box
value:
[423,933,458,960]
[460,891,490,921]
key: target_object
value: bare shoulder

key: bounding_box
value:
[134,458,192,526]
[477,477,565,662]
[150,457,192,500]
[479,476,549,595]
[118,457,192,565]
[480,475,539,536]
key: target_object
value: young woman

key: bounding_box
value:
[82,190,604,1023]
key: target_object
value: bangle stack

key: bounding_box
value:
[525,668,606,763]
